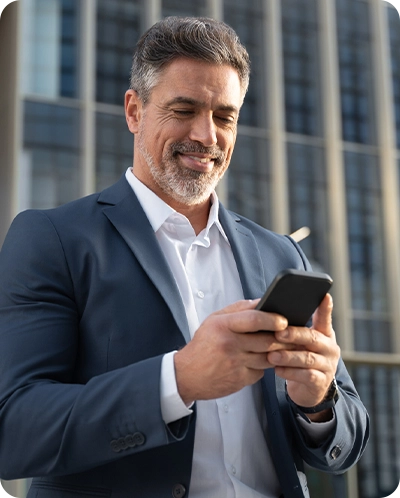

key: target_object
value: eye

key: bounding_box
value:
[173,109,194,116]
[215,114,236,125]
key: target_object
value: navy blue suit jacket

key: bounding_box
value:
[0,176,369,497]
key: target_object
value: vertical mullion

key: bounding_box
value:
[144,0,161,29]
[319,0,354,353]
[80,0,97,196]
[207,0,223,20]
[370,0,400,354]
[267,0,289,235]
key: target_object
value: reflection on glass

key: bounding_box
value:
[336,0,375,144]
[281,0,321,136]
[162,0,207,18]
[224,0,267,128]
[387,4,400,149]
[96,0,142,105]
[345,152,386,314]
[344,151,390,354]
[23,101,81,209]
[60,0,80,98]
[228,135,270,228]
[353,365,400,498]
[22,0,80,99]
[287,143,329,271]
[353,319,391,354]
[96,113,133,191]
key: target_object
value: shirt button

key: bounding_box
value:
[197,290,205,299]
[224,404,229,413]
[231,465,236,475]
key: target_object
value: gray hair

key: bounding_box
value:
[129,16,250,103]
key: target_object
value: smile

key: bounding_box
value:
[187,155,214,164]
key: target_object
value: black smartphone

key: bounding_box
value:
[256,269,333,328]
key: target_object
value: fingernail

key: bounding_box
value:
[279,329,289,339]
[270,352,282,362]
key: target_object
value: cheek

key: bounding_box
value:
[221,134,237,160]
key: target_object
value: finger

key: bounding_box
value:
[275,367,327,397]
[222,309,288,335]
[274,325,332,354]
[239,334,299,354]
[213,299,260,316]
[312,293,334,337]
[267,349,329,372]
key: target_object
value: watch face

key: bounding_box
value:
[325,378,339,401]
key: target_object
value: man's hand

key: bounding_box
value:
[174,299,292,404]
[267,294,340,420]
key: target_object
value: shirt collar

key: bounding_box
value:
[125,168,229,243]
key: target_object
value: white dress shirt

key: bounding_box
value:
[125,168,333,498]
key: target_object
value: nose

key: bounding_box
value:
[188,113,217,147]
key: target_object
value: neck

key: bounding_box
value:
[168,197,212,235]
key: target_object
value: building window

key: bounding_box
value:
[96,113,134,191]
[344,151,390,352]
[336,0,375,145]
[353,365,400,498]
[224,0,267,128]
[22,0,80,99]
[96,0,142,105]
[387,4,400,150]
[287,143,329,272]
[228,135,270,229]
[162,0,207,18]
[23,101,81,209]
[281,0,321,136]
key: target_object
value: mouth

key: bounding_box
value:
[179,153,215,172]
[187,155,214,164]
[170,142,224,171]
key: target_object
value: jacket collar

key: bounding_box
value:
[98,176,266,341]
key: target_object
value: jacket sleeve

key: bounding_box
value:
[278,238,370,473]
[281,358,370,474]
[0,210,190,480]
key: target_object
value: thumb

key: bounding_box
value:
[312,293,333,336]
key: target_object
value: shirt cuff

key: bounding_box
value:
[296,411,336,445]
[160,351,193,425]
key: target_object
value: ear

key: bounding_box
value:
[125,89,143,134]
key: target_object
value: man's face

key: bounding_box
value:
[125,57,243,207]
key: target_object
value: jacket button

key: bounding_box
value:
[110,440,121,453]
[132,431,145,446]
[125,434,136,448]
[117,437,128,451]
[330,445,342,460]
[172,483,186,497]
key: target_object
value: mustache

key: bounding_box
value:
[170,142,225,165]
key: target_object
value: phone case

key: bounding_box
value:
[256,269,333,327]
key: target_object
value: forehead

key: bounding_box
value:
[150,57,244,109]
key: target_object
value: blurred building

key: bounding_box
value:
[0,0,399,497]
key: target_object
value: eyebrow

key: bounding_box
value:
[165,96,239,114]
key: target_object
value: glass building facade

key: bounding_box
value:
[0,0,400,497]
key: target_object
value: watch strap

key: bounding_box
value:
[286,378,339,414]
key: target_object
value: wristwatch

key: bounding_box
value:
[286,378,339,414]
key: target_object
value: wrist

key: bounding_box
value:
[286,378,339,416]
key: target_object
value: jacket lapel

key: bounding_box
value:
[98,177,191,343]
[218,205,266,300]
[262,370,304,498]
[219,206,304,497]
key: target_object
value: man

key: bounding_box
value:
[0,17,368,498]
